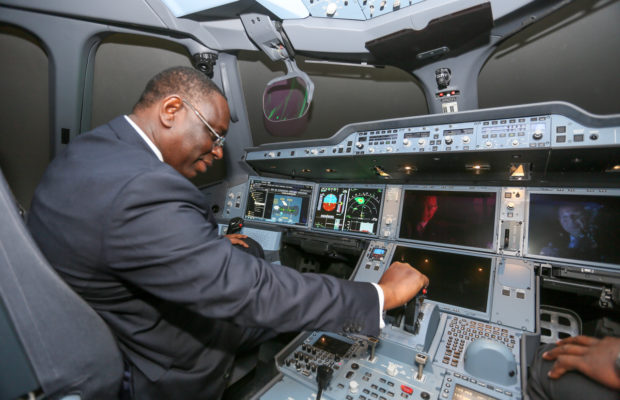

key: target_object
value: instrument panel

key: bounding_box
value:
[226,181,620,271]
[228,102,620,400]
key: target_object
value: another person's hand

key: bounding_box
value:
[378,262,429,310]
[543,335,620,391]
[225,233,249,248]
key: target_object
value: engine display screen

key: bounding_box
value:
[245,178,313,226]
[313,186,383,235]
[399,189,497,250]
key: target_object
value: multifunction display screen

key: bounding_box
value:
[527,193,619,265]
[244,179,313,226]
[399,189,497,250]
[391,246,492,313]
[313,186,383,235]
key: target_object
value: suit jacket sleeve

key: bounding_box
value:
[102,169,380,337]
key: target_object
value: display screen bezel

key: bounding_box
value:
[396,186,500,253]
[311,183,386,237]
[524,188,620,269]
[389,243,495,320]
[243,176,317,228]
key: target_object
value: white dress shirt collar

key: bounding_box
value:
[124,115,163,162]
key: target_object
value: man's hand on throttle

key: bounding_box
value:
[378,262,429,310]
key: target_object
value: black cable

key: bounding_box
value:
[316,364,333,400]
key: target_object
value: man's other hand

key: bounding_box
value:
[378,262,429,310]
[225,233,249,248]
[543,335,620,391]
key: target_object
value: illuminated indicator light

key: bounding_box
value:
[451,90,456,95]
[439,92,444,97]
[422,288,427,295]
[478,267,483,272]
[424,258,429,263]
[355,197,365,205]
[614,165,620,171]
[401,385,413,395]
[473,165,481,170]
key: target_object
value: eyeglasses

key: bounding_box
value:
[181,99,225,148]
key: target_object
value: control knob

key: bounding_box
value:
[386,146,393,152]
[532,131,543,140]
[356,142,364,149]
[462,136,471,143]
[349,380,359,393]
[326,3,337,16]
[311,149,318,155]
[418,138,425,146]
[507,202,515,211]
[403,139,411,146]
[368,147,375,153]
[485,140,493,148]
[512,139,519,146]
[444,136,453,145]
[267,151,276,158]
[386,362,398,377]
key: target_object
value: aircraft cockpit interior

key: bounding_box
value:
[0,0,619,399]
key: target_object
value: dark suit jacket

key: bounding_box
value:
[28,116,379,398]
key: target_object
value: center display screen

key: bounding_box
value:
[398,189,497,250]
[390,246,493,313]
[313,186,384,235]
[244,178,313,226]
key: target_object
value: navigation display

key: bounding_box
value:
[244,178,313,226]
[398,189,497,250]
[391,246,492,313]
[527,192,620,265]
[313,186,384,235]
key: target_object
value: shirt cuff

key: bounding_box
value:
[371,283,386,330]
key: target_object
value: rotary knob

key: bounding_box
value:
[462,136,470,143]
[485,141,493,148]
[532,131,543,140]
[418,138,426,146]
[326,3,337,16]
[444,136,453,145]
[356,142,364,149]
[349,380,359,393]
[387,363,398,376]
[403,139,410,146]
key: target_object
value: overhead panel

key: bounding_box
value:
[300,0,425,20]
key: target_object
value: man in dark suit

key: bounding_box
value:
[27,66,428,399]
